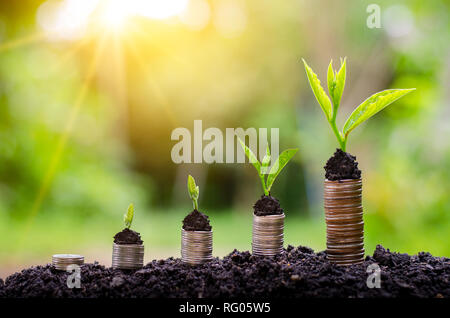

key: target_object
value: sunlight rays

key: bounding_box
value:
[109,31,130,140]
[127,20,189,68]
[123,35,179,129]
[49,33,97,73]
[0,32,45,53]
[13,2,192,249]
[18,33,109,249]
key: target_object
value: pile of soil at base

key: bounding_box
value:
[2,245,447,298]
[182,209,211,231]
[325,148,361,181]
[113,228,143,245]
[253,195,284,216]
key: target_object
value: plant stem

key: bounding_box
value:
[329,119,346,151]
[259,174,269,196]
[193,200,198,210]
[341,136,348,152]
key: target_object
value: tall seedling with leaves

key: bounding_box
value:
[303,58,415,151]
[238,138,298,196]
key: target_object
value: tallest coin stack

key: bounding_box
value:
[324,178,365,266]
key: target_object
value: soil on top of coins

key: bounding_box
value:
[325,148,362,181]
[182,209,212,231]
[113,228,143,245]
[1,245,448,298]
[253,195,284,216]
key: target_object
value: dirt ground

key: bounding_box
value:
[1,245,448,298]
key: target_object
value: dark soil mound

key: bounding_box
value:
[325,148,361,181]
[182,210,211,231]
[113,228,143,245]
[253,195,284,216]
[2,245,447,298]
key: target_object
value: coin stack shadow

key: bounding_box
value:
[52,254,84,270]
[252,214,284,256]
[324,178,364,266]
[181,229,213,265]
[112,243,144,269]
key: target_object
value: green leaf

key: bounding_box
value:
[303,59,333,121]
[238,137,261,174]
[342,88,415,136]
[266,148,298,192]
[261,145,271,174]
[327,60,336,105]
[187,175,199,200]
[327,58,346,118]
[187,175,199,210]
[124,203,134,229]
[238,138,267,195]
[333,58,346,112]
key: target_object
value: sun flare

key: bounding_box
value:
[37,0,190,39]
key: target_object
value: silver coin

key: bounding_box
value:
[252,213,284,257]
[323,178,365,266]
[112,243,144,269]
[328,258,364,266]
[52,254,84,270]
[181,229,213,265]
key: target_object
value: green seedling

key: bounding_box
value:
[238,138,298,196]
[187,175,200,210]
[303,58,415,151]
[124,203,134,229]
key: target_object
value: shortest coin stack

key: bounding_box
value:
[252,213,284,257]
[112,243,144,269]
[324,178,365,266]
[181,229,213,265]
[52,254,84,270]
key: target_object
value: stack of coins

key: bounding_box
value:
[112,243,144,269]
[324,178,364,266]
[52,254,84,270]
[181,229,213,265]
[252,214,284,256]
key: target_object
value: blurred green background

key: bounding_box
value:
[0,0,449,278]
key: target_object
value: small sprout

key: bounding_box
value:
[303,58,415,151]
[238,138,298,196]
[124,203,134,229]
[187,175,200,210]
